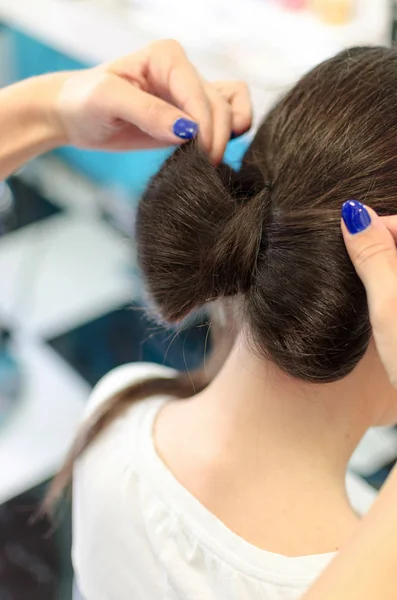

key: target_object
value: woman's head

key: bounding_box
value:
[45,46,397,513]
[137,46,397,386]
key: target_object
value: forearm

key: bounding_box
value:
[303,466,397,599]
[0,74,66,180]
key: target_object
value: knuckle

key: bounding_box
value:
[235,80,249,92]
[353,242,394,270]
[144,100,164,122]
[213,80,248,93]
[155,39,184,57]
[217,96,232,113]
[211,90,231,113]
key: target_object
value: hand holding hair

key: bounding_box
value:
[300,204,397,600]
[53,39,252,163]
[342,201,397,389]
[0,39,252,179]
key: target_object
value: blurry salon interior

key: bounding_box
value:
[0,0,395,598]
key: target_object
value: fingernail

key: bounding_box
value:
[342,200,371,234]
[172,118,199,140]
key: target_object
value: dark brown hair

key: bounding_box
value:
[45,46,397,511]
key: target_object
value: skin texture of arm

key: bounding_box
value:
[303,463,397,599]
[0,74,66,180]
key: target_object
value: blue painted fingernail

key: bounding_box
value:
[342,200,371,234]
[172,118,199,140]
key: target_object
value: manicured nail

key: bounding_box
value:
[172,118,199,140]
[342,200,371,234]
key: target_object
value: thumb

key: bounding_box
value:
[106,75,199,145]
[342,200,397,385]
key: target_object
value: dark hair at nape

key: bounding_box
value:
[45,45,397,512]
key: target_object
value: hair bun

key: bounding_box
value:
[136,142,269,323]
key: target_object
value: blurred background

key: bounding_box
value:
[0,1,395,598]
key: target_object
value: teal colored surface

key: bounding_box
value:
[7,28,249,193]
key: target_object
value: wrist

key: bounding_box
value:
[0,73,72,179]
[23,73,70,150]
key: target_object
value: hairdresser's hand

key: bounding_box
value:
[50,40,251,163]
[342,201,397,387]
[301,202,397,600]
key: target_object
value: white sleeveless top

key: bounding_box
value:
[72,363,337,600]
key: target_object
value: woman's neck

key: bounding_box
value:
[199,340,376,482]
[155,336,389,555]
